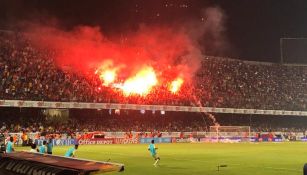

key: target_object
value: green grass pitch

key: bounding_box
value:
[17,142,307,175]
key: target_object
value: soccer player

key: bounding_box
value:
[39,141,47,154]
[148,140,160,167]
[65,144,78,158]
[47,138,53,154]
[6,137,14,153]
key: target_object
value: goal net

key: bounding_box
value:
[209,126,251,142]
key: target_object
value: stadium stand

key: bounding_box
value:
[0,31,307,144]
[0,108,307,135]
[0,31,306,111]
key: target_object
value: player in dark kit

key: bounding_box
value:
[47,138,53,154]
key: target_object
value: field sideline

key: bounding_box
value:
[16,142,307,175]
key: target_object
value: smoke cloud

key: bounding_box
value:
[21,6,228,84]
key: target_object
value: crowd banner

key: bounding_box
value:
[161,132,181,138]
[104,132,125,138]
[9,131,307,145]
[0,100,306,116]
[114,138,139,144]
[36,138,139,145]
[35,139,76,146]
[78,138,114,145]
[140,138,172,144]
[172,138,191,143]
[52,139,77,146]
[77,138,139,145]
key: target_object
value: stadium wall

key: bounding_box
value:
[0,100,306,116]
[10,131,307,146]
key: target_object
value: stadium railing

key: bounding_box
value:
[0,100,306,116]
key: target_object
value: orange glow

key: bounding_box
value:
[120,66,157,96]
[96,60,118,86]
[96,61,186,96]
[99,69,116,86]
[170,77,184,93]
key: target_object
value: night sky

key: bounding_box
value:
[1,0,307,63]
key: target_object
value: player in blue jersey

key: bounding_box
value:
[148,140,160,167]
[6,137,14,153]
[65,144,79,158]
[39,140,47,154]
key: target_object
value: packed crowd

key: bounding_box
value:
[0,31,195,105]
[0,109,208,134]
[0,31,306,111]
[1,108,307,135]
[198,57,307,110]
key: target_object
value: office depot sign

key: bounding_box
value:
[78,138,114,145]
